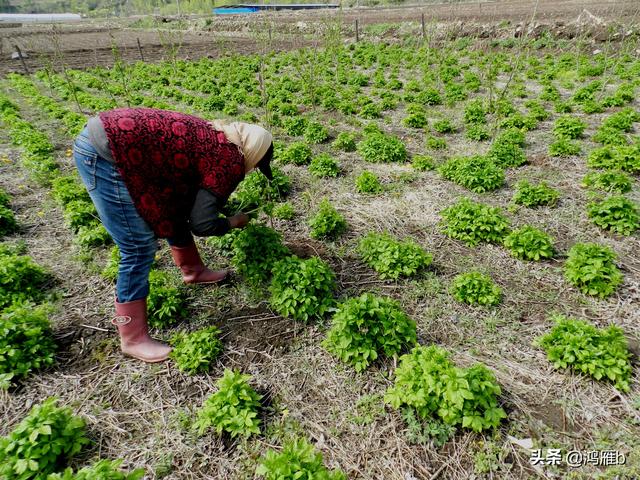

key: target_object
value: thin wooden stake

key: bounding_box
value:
[12,44,30,74]
[136,38,145,61]
[421,13,426,40]
[268,24,272,42]
[355,19,359,42]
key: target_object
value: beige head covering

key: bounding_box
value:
[209,120,272,172]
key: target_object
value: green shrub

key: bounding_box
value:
[415,88,442,106]
[205,228,242,257]
[232,224,290,285]
[592,126,628,146]
[587,196,639,235]
[432,119,456,134]
[308,199,347,240]
[270,256,336,322]
[0,303,56,388]
[256,438,346,480]
[46,460,144,480]
[229,167,291,212]
[498,112,537,131]
[438,155,505,193]
[309,153,340,178]
[355,171,383,194]
[0,398,90,479]
[548,138,581,157]
[0,250,49,309]
[503,225,554,261]
[282,116,307,136]
[487,130,527,168]
[463,99,486,124]
[601,107,639,132]
[357,131,407,163]
[403,109,428,128]
[465,124,490,141]
[304,122,329,144]
[537,315,632,392]
[525,100,550,121]
[75,224,111,248]
[323,293,417,372]
[279,142,313,165]
[512,180,559,207]
[358,232,432,279]
[195,369,261,437]
[359,102,381,119]
[384,345,506,432]
[412,154,436,171]
[272,202,295,220]
[147,270,186,329]
[101,245,120,281]
[564,243,622,298]
[450,271,502,306]
[331,132,357,152]
[440,198,510,246]
[170,326,223,375]
[0,204,17,237]
[426,135,447,150]
[587,145,640,174]
[581,171,632,194]
[553,115,587,139]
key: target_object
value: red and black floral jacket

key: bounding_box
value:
[100,108,245,238]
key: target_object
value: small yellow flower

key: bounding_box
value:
[65,149,73,158]
[37,210,44,217]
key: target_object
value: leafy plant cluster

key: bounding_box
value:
[308,199,347,240]
[269,256,336,322]
[0,303,56,389]
[384,345,506,432]
[412,154,436,171]
[538,315,632,392]
[450,271,502,306]
[0,398,90,480]
[358,232,432,279]
[440,198,511,246]
[0,248,49,309]
[46,460,144,480]
[581,170,632,194]
[332,131,357,152]
[228,167,291,213]
[438,154,505,193]
[487,129,527,168]
[170,326,223,375]
[231,223,290,285]
[564,243,622,298]
[195,369,262,438]
[323,293,417,372]
[355,171,383,194]
[357,129,407,163]
[147,270,186,329]
[587,144,640,174]
[512,180,559,207]
[587,195,639,235]
[256,438,346,480]
[278,142,313,165]
[503,225,555,261]
[309,153,340,178]
[0,188,17,238]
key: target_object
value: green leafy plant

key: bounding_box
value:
[587,196,639,235]
[231,224,290,285]
[309,153,340,178]
[0,250,49,309]
[170,326,223,375]
[205,228,242,257]
[304,121,329,144]
[282,116,307,136]
[426,135,447,150]
[440,198,510,246]
[412,154,436,171]
[46,460,144,480]
[503,226,554,261]
[581,171,632,194]
[355,171,383,194]
[384,345,506,432]
[147,270,186,329]
[269,256,336,322]
[195,369,262,437]
[463,99,486,124]
[549,138,581,157]
[331,132,356,152]
[450,271,502,306]
[229,167,291,212]
[587,145,640,174]
[308,199,347,240]
[272,202,295,220]
[358,232,432,279]
[0,398,90,479]
[564,243,622,298]
[487,130,527,168]
[432,119,456,134]
[465,124,490,141]
[512,180,559,207]
[0,303,56,388]
[438,155,505,193]
[256,438,346,480]
[279,142,313,165]
[323,293,417,372]
[357,131,407,163]
[537,315,632,392]
[553,115,587,139]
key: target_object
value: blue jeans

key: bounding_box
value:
[73,127,163,303]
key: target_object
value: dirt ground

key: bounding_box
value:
[1,0,639,75]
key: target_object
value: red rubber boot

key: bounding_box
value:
[112,298,171,363]
[170,240,228,284]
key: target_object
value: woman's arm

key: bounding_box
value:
[189,189,248,236]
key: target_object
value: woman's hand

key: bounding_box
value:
[228,213,250,229]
